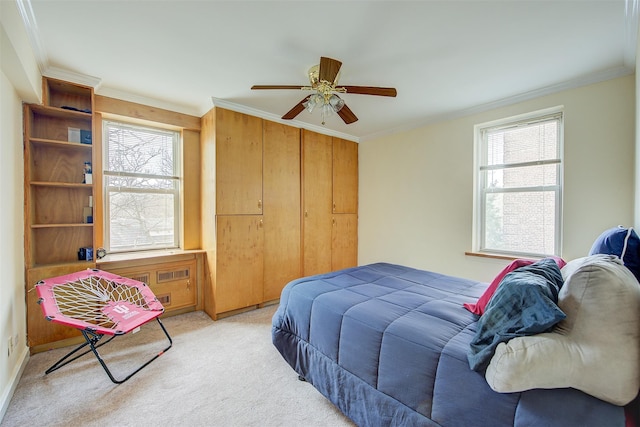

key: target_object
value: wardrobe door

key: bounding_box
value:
[263,121,301,301]
[302,130,333,276]
[332,213,358,271]
[216,109,263,215]
[215,215,264,313]
[333,137,358,214]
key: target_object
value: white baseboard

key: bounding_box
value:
[0,347,29,423]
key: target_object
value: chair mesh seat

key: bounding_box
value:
[35,268,172,383]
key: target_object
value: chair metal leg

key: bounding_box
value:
[45,334,116,375]
[45,317,172,384]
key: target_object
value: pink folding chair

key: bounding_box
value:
[35,268,172,383]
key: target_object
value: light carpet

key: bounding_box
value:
[1,305,354,427]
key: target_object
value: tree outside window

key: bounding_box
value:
[103,121,181,253]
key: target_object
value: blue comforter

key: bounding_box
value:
[272,263,623,426]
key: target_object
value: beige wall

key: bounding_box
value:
[359,75,635,283]
[0,1,37,419]
[0,68,29,421]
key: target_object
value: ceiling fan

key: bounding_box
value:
[251,57,397,125]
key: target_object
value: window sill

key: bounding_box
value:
[465,251,534,261]
[97,248,205,268]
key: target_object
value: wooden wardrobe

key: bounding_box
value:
[200,108,358,318]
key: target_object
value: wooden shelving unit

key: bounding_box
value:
[24,77,96,348]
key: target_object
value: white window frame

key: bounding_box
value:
[102,119,182,254]
[472,106,564,258]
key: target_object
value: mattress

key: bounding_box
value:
[271,263,624,426]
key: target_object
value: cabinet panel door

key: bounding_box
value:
[216,215,264,313]
[332,214,358,271]
[333,137,358,214]
[216,109,263,215]
[302,130,333,276]
[263,121,301,301]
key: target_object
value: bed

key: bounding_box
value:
[272,257,639,426]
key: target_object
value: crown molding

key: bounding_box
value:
[360,65,635,143]
[43,66,101,89]
[15,0,47,73]
[17,0,102,89]
[210,97,359,142]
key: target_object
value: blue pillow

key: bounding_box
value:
[589,226,640,283]
[467,258,566,371]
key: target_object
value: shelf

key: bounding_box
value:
[28,141,92,183]
[25,102,92,143]
[31,223,93,229]
[30,137,92,150]
[44,78,93,111]
[31,181,92,188]
[30,260,95,271]
[28,103,92,119]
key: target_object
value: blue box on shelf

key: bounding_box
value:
[78,247,93,261]
[80,130,92,145]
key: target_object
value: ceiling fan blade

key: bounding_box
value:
[252,85,307,90]
[282,96,310,120]
[339,86,397,97]
[337,103,358,124]
[319,57,342,84]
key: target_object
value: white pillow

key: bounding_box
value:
[484,254,640,405]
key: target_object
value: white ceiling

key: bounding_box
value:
[20,0,638,142]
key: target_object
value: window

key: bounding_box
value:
[473,108,563,257]
[103,120,181,253]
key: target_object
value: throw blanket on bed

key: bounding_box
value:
[467,258,566,371]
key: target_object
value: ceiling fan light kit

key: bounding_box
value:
[302,93,345,125]
[251,56,397,125]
